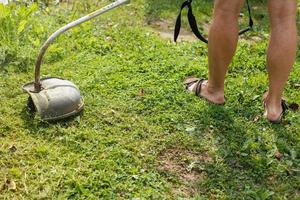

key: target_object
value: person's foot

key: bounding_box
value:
[263,92,287,123]
[184,77,225,105]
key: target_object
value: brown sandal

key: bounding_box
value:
[183,77,225,105]
[263,99,289,124]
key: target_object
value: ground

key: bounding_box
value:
[0,0,299,199]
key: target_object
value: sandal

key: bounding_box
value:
[183,77,225,105]
[263,99,289,124]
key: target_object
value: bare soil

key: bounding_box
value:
[156,146,213,197]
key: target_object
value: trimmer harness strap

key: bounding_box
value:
[174,0,254,43]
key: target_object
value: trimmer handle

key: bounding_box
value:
[34,0,130,92]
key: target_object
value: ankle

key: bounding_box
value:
[265,95,282,109]
[206,81,224,95]
[202,83,225,103]
[265,97,283,115]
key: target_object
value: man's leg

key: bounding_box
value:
[189,0,245,104]
[265,0,297,121]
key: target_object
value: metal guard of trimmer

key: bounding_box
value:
[23,77,84,121]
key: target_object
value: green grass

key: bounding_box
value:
[0,0,299,199]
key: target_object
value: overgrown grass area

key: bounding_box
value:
[0,0,299,199]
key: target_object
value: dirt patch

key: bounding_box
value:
[156,146,212,197]
[148,19,204,42]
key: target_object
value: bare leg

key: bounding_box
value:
[265,0,297,121]
[188,0,244,104]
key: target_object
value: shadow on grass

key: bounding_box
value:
[20,102,84,138]
[189,102,297,198]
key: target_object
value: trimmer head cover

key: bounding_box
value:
[23,77,84,121]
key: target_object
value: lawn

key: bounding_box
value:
[0,0,299,199]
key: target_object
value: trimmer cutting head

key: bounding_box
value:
[23,77,84,121]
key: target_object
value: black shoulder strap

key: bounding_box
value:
[174,0,254,43]
[239,0,254,35]
[174,0,207,43]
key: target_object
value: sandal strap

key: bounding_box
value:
[195,79,206,97]
[183,77,200,90]
[281,100,289,113]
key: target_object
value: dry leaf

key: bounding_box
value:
[253,116,260,122]
[9,145,17,153]
[7,180,16,191]
[274,151,283,160]
[288,103,299,112]
[3,179,17,191]
[139,89,145,96]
